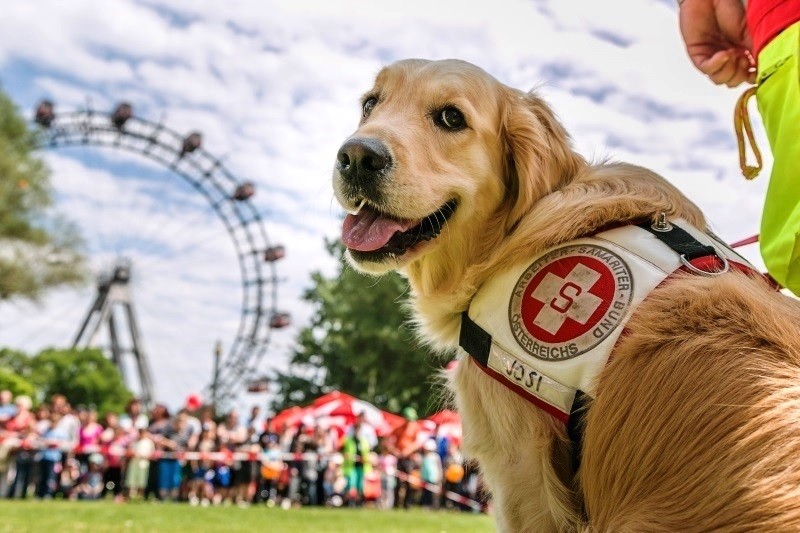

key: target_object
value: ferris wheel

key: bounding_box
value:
[31,100,290,406]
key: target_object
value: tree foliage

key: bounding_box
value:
[270,240,448,417]
[0,88,86,301]
[0,347,131,413]
[0,368,35,397]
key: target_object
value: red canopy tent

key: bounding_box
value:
[427,409,460,426]
[270,391,407,438]
[422,409,462,444]
[268,405,308,433]
[310,390,404,437]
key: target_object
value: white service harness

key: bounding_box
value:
[459,216,760,428]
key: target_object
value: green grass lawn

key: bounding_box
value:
[0,500,494,532]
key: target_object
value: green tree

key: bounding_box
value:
[0,88,85,300]
[270,240,448,417]
[0,348,36,397]
[0,347,131,413]
[29,347,131,414]
[0,368,35,397]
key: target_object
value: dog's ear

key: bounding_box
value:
[501,89,584,229]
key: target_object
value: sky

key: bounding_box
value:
[0,0,771,412]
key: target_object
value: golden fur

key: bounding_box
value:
[333,59,800,531]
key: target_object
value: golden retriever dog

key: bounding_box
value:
[332,59,800,531]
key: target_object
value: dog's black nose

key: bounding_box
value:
[336,138,391,184]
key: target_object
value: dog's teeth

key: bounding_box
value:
[346,198,365,215]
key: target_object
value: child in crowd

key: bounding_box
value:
[73,454,105,500]
[125,423,154,500]
[102,425,129,501]
[377,444,398,509]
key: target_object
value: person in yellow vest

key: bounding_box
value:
[679,0,800,294]
[341,413,372,506]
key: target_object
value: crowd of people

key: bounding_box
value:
[0,390,487,511]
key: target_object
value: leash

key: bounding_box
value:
[734,85,763,180]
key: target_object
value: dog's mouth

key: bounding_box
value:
[341,199,458,259]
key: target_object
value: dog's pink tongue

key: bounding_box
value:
[342,208,416,251]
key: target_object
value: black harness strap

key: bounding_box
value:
[637,220,719,261]
[459,311,491,367]
[566,391,588,475]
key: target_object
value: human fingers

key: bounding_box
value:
[703,51,738,85]
[725,55,754,87]
[700,51,737,84]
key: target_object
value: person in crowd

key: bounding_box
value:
[321,452,341,507]
[312,424,335,506]
[6,403,51,499]
[441,440,465,510]
[246,406,262,434]
[77,406,102,470]
[188,424,217,506]
[5,425,37,499]
[342,414,372,506]
[406,451,424,507]
[386,407,423,509]
[0,390,16,426]
[120,398,148,439]
[259,439,284,506]
[377,440,398,510]
[1,395,33,497]
[258,418,279,449]
[0,433,11,497]
[58,456,81,499]
[299,425,321,506]
[125,421,154,500]
[5,395,33,434]
[198,405,216,436]
[36,410,70,499]
[218,410,246,447]
[101,421,129,501]
[213,456,233,505]
[420,439,443,509]
[145,404,170,500]
[286,423,309,505]
[0,390,17,426]
[217,410,247,505]
[51,395,79,449]
[236,426,261,506]
[183,395,203,436]
[73,453,105,500]
[33,403,51,435]
[155,409,196,501]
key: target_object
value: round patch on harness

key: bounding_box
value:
[508,244,633,361]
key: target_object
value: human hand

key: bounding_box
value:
[679,0,755,86]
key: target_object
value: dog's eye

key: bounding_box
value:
[363,97,378,118]
[438,107,465,130]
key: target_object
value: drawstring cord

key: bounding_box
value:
[734,85,763,180]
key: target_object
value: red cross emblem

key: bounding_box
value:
[509,245,633,360]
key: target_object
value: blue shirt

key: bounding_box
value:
[41,425,70,462]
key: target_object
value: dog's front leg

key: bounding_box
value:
[452,357,579,532]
